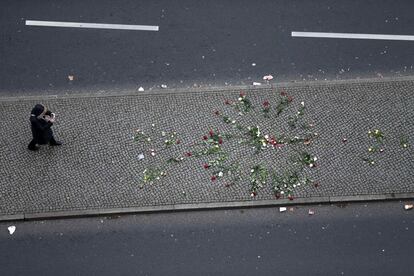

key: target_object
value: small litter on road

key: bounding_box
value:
[251,63,256,66]
[308,209,315,215]
[8,226,16,235]
[68,75,74,81]
[404,204,413,210]
[138,153,145,160]
[138,87,144,92]
[279,207,287,212]
[253,82,261,86]
[161,84,168,89]
[263,75,273,81]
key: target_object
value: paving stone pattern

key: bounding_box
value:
[0,80,413,216]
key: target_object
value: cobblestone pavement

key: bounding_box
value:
[0,79,413,217]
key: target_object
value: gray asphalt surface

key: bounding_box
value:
[1,201,413,275]
[1,0,414,95]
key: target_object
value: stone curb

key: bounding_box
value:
[1,75,414,102]
[1,192,413,222]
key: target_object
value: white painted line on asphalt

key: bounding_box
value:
[291,31,414,41]
[25,20,159,31]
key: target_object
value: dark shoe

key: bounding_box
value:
[50,141,63,146]
[28,145,40,151]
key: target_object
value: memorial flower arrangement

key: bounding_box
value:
[134,89,319,199]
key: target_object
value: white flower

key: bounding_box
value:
[231,120,236,124]
[309,164,314,168]
[147,137,151,142]
[161,131,166,136]
[150,152,156,156]
[293,184,296,188]
[238,97,243,101]
[301,101,305,106]
[313,156,317,161]
[251,169,255,173]
[264,135,269,139]
[151,123,155,127]
[218,172,223,177]
[280,191,284,195]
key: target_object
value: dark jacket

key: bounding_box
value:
[30,104,54,144]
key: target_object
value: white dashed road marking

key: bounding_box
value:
[25,20,159,31]
[292,31,414,41]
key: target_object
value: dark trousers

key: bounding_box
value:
[28,136,58,149]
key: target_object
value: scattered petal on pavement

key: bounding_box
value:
[279,207,287,212]
[262,75,273,81]
[138,87,144,92]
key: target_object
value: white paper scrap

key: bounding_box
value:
[8,226,16,235]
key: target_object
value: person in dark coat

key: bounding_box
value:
[28,104,62,151]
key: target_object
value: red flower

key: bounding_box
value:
[218,138,223,144]
[211,175,217,181]
[209,129,214,137]
[225,100,231,105]
[239,92,245,97]
[263,100,270,107]
[280,91,287,96]
[176,140,181,144]
[203,164,210,169]
[269,137,277,145]
[185,152,192,157]
[313,182,319,188]
[275,193,281,199]
[214,110,220,116]
[288,195,294,200]
[203,135,208,140]
[287,96,293,102]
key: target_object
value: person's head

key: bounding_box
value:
[31,104,47,117]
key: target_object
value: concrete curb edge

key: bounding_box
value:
[2,75,414,102]
[1,192,413,222]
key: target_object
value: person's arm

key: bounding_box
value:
[31,116,53,131]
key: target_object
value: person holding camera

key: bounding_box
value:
[28,104,62,151]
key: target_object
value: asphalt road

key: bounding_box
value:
[1,0,414,95]
[1,201,413,275]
